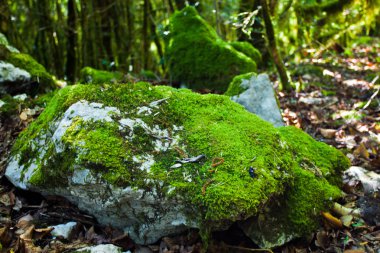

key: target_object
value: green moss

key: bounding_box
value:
[11,82,349,242]
[139,70,159,81]
[0,33,18,53]
[80,67,124,84]
[0,33,9,46]
[0,95,19,116]
[229,41,262,64]
[224,72,256,96]
[166,6,257,92]
[6,53,55,91]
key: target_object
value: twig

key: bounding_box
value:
[362,75,379,110]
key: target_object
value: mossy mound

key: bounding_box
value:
[6,82,349,245]
[6,53,56,89]
[0,34,55,95]
[229,41,262,64]
[80,67,124,84]
[166,6,258,92]
[0,33,19,53]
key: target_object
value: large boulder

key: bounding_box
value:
[6,82,349,246]
[226,73,284,127]
[0,33,55,96]
[166,6,259,92]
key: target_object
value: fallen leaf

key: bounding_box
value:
[19,111,28,121]
[0,225,13,247]
[320,128,337,139]
[353,143,370,159]
[322,212,343,229]
[315,231,329,249]
[341,215,354,227]
[344,250,365,253]
[17,214,34,230]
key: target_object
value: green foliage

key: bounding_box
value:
[6,53,55,91]
[224,72,255,96]
[79,67,124,84]
[229,41,262,64]
[166,6,257,92]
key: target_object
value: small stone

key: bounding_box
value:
[76,244,124,253]
[13,94,28,101]
[51,221,77,239]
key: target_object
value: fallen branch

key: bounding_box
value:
[362,75,379,110]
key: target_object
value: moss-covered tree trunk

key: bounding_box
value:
[260,0,291,91]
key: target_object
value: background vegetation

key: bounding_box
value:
[1,0,379,83]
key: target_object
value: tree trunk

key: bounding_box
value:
[142,0,149,70]
[260,0,291,91]
[66,0,77,83]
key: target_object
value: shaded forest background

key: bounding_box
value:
[1,0,379,83]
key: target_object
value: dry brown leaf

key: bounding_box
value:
[353,143,370,159]
[341,215,354,227]
[0,225,13,247]
[17,214,34,230]
[315,231,329,249]
[320,128,337,139]
[20,224,35,240]
[344,250,365,253]
[321,212,343,229]
[19,111,28,121]
[34,227,54,240]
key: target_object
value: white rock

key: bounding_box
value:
[51,221,77,239]
[0,61,30,83]
[76,244,124,253]
[13,93,28,101]
[343,166,380,193]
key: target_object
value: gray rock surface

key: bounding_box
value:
[231,73,284,127]
[0,61,31,95]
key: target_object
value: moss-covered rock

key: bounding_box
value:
[229,41,262,64]
[80,67,124,84]
[6,82,349,246]
[166,6,258,92]
[7,53,55,89]
[0,33,19,53]
[0,33,56,95]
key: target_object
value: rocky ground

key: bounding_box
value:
[0,39,379,252]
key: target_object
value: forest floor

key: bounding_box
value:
[0,39,379,253]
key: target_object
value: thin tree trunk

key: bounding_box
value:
[260,0,291,91]
[142,0,149,70]
[66,0,77,82]
[126,0,134,71]
[167,0,175,13]
[149,0,164,73]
